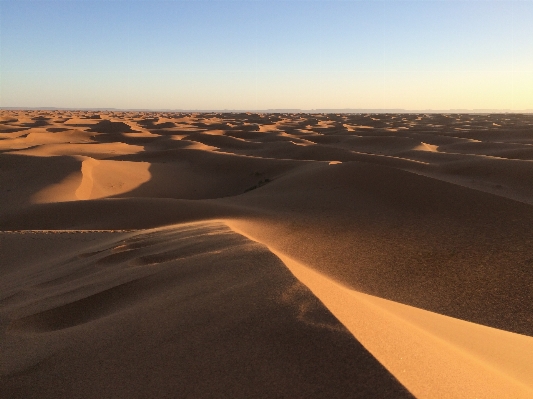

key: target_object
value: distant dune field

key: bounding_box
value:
[2,110,533,398]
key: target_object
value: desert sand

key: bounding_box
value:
[1,110,533,398]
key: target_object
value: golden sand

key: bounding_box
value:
[2,110,533,398]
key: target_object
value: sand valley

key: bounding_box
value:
[2,110,533,398]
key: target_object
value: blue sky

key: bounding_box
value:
[1,0,532,110]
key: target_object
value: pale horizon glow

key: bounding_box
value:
[1,0,532,111]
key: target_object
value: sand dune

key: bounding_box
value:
[2,110,533,398]
[1,223,411,399]
[8,142,143,158]
[413,142,439,152]
[29,157,152,203]
[228,221,533,398]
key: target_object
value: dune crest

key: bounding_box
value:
[227,220,533,399]
[75,158,151,200]
[2,110,533,398]
[32,169,84,203]
[0,222,413,399]
[30,157,152,202]
[413,142,439,152]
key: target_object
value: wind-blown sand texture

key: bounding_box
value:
[1,110,533,398]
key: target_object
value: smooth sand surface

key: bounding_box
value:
[229,222,533,398]
[2,110,533,398]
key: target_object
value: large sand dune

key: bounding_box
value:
[1,110,533,398]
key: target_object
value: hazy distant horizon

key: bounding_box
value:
[2,107,533,115]
[1,0,532,111]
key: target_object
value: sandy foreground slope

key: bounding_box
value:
[1,110,533,398]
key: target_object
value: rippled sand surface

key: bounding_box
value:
[2,110,533,398]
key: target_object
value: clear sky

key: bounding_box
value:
[1,0,532,110]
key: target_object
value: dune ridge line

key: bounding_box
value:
[225,219,533,399]
[3,111,533,397]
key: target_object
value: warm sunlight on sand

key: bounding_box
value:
[229,219,533,398]
[2,110,533,398]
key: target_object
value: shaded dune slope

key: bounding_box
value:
[2,110,533,398]
[228,222,533,399]
[1,223,412,399]
[224,161,533,335]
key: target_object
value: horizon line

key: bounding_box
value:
[2,107,533,114]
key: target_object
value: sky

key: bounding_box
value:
[1,0,532,111]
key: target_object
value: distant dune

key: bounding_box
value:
[2,110,533,398]
[2,107,533,113]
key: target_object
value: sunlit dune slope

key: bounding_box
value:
[228,221,533,399]
[0,222,412,399]
[2,110,533,398]
[223,160,533,333]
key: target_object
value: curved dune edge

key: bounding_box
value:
[6,142,144,158]
[76,158,152,200]
[413,142,439,152]
[31,158,152,203]
[31,170,84,203]
[226,220,533,399]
